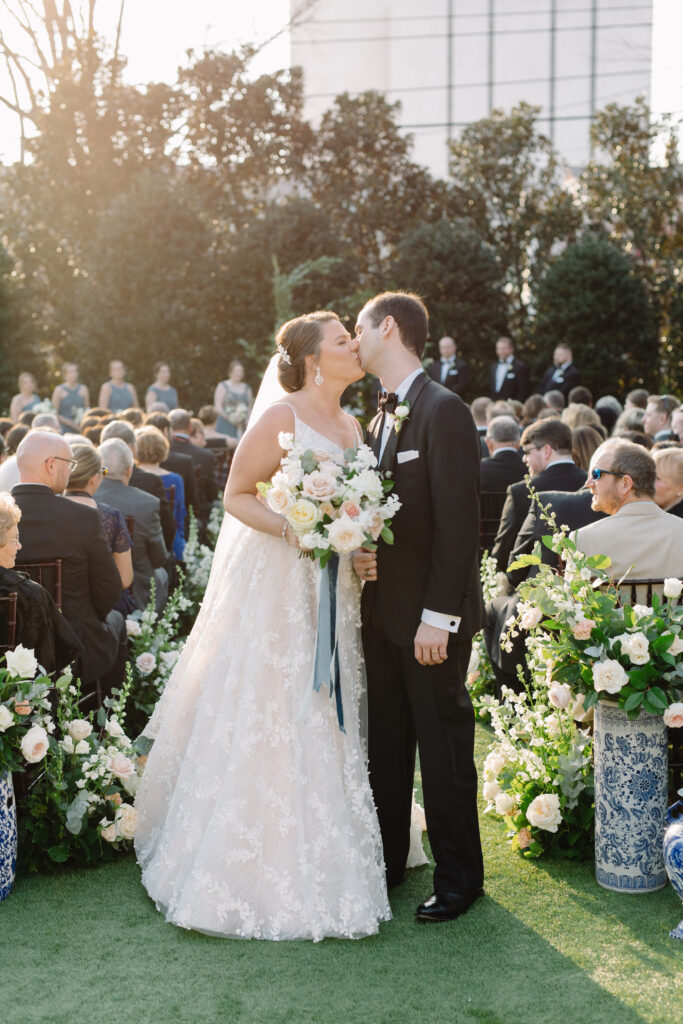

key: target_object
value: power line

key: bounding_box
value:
[292,20,653,45]
[301,4,651,26]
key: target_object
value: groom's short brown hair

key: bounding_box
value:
[365,292,429,358]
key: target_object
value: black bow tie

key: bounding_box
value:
[377,391,399,414]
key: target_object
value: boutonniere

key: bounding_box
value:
[391,401,411,434]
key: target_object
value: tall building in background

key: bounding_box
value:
[291,0,653,176]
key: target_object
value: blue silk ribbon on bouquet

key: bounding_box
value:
[312,553,344,733]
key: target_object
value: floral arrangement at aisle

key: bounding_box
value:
[18,670,144,871]
[0,647,55,779]
[258,435,401,567]
[181,511,218,614]
[466,552,507,716]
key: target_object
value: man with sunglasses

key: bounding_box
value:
[11,430,125,701]
[575,439,683,579]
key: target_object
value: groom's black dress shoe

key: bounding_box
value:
[415,888,484,922]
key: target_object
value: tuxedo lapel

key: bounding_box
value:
[380,372,430,474]
[368,411,384,459]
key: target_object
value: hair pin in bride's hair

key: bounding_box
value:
[277,343,292,364]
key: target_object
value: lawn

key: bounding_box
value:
[1,724,680,1024]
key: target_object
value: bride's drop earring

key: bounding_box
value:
[315,365,324,387]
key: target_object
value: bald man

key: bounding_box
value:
[12,431,126,701]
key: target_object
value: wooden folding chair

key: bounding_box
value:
[18,558,63,610]
[479,491,507,552]
[0,591,18,652]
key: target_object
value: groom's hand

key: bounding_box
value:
[414,623,448,666]
[353,548,377,582]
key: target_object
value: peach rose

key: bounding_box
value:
[100,822,117,843]
[572,618,595,641]
[106,792,123,807]
[301,471,338,502]
[137,754,148,772]
[115,804,138,841]
[20,725,49,764]
[340,500,361,519]
[14,700,32,716]
[108,752,135,781]
[663,703,683,728]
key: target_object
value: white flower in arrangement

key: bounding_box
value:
[0,705,14,732]
[346,468,383,503]
[277,431,294,450]
[359,506,385,542]
[105,717,125,739]
[663,578,683,600]
[4,644,38,679]
[122,772,140,797]
[495,791,516,816]
[159,649,181,670]
[68,719,92,742]
[318,459,344,478]
[20,725,49,763]
[326,515,366,555]
[614,631,650,666]
[266,484,294,515]
[632,604,653,620]
[299,531,331,552]
[60,735,89,755]
[135,652,157,676]
[572,618,596,641]
[548,682,572,710]
[393,403,410,422]
[483,749,506,780]
[351,445,378,470]
[592,658,629,694]
[483,779,501,803]
[125,618,142,637]
[301,470,339,502]
[285,499,320,534]
[663,703,683,728]
[108,752,135,781]
[518,603,543,630]
[99,818,117,843]
[666,633,683,657]
[115,804,138,840]
[526,793,562,833]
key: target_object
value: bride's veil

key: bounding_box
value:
[247,353,287,431]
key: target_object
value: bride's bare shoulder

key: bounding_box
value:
[248,402,295,437]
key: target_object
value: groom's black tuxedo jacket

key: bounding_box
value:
[362,372,484,647]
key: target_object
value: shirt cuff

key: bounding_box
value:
[421,609,461,633]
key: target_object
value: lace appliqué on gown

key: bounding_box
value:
[134,413,391,940]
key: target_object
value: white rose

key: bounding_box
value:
[115,804,138,840]
[0,705,14,732]
[663,578,683,600]
[105,717,125,738]
[135,652,156,676]
[277,431,294,450]
[393,404,410,421]
[519,604,543,630]
[666,634,683,657]
[4,644,38,679]
[483,780,501,802]
[60,735,75,754]
[632,604,653,620]
[663,702,683,728]
[20,725,49,764]
[125,618,141,637]
[592,658,629,695]
[495,791,516,816]
[548,682,572,710]
[301,470,338,502]
[526,793,562,833]
[484,749,506,779]
[617,631,650,666]
[266,485,293,515]
[326,516,366,556]
[68,719,92,741]
[347,468,383,503]
[108,752,135,781]
[74,739,89,755]
[571,692,594,724]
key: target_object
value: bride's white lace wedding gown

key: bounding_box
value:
[134,412,392,940]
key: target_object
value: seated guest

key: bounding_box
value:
[9,373,41,422]
[539,344,580,398]
[571,425,603,472]
[100,420,176,551]
[0,418,61,496]
[491,419,586,572]
[643,395,678,442]
[614,407,646,436]
[98,359,139,413]
[97,439,169,612]
[146,412,199,521]
[169,409,217,520]
[520,395,547,427]
[0,418,13,438]
[145,362,179,412]
[671,406,683,442]
[135,426,186,559]
[65,444,135,613]
[568,385,593,407]
[0,492,82,673]
[426,335,468,395]
[480,417,524,492]
[562,403,604,434]
[197,407,231,490]
[11,431,125,697]
[594,395,623,436]
[121,408,144,428]
[543,389,565,412]
[51,362,89,434]
[471,396,492,459]
[653,447,683,518]
[575,439,683,580]
[625,388,648,411]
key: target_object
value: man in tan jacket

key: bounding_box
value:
[575,439,683,580]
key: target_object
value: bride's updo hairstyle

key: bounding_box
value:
[276,311,339,393]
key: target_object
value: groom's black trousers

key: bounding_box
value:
[362,603,484,896]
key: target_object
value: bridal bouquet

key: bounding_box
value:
[258,433,401,567]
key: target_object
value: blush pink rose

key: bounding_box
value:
[663,703,683,728]
[109,752,135,781]
[572,619,596,641]
[340,500,361,519]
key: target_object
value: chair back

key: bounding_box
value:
[125,514,135,543]
[19,559,63,610]
[610,578,667,608]
[480,491,507,552]
[0,591,18,652]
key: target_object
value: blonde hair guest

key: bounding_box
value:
[653,447,683,514]
[0,492,22,567]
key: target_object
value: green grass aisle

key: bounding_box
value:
[2,724,680,1024]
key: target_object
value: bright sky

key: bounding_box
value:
[0,0,681,165]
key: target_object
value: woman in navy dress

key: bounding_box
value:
[145,362,179,412]
[51,362,90,433]
[98,359,139,413]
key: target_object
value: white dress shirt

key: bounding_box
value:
[495,356,513,393]
[440,357,455,384]
[378,367,460,635]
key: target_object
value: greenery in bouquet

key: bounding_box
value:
[18,671,145,871]
[505,499,683,722]
[125,580,188,731]
[258,433,401,568]
[0,646,55,775]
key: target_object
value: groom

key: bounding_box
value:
[351,292,485,922]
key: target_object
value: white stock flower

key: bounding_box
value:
[663,578,683,600]
[105,717,125,738]
[277,431,294,450]
[135,652,156,676]
[125,618,142,637]
[347,468,383,503]
[326,516,365,555]
[115,804,138,840]
[4,644,38,679]
[68,719,92,742]
[526,793,562,833]
[495,791,516,816]
[0,705,14,732]
[20,725,49,764]
[616,631,650,666]
[352,445,377,470]
[663,703,683,728]
[484,749,506,780]
[483,780,501,802]
[592,658,629,695]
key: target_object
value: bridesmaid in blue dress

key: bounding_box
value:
[145,362,179,412]
[51,362,90,433]
[213,360,254,439]
[98,359,140,413]
[9,373,42,422]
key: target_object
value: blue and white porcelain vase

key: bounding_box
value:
[594,701,668,893]
[0,770,18,900]
[663,792,683,939]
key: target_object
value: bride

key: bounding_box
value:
[134,312,392,940]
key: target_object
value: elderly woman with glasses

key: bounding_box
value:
[65,444,134,606]
[0,492,82,672]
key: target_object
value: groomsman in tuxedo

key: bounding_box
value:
[539,344,581,399]
[426,335,468,396]
[488,336,529,402]
[352,292,485,923]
